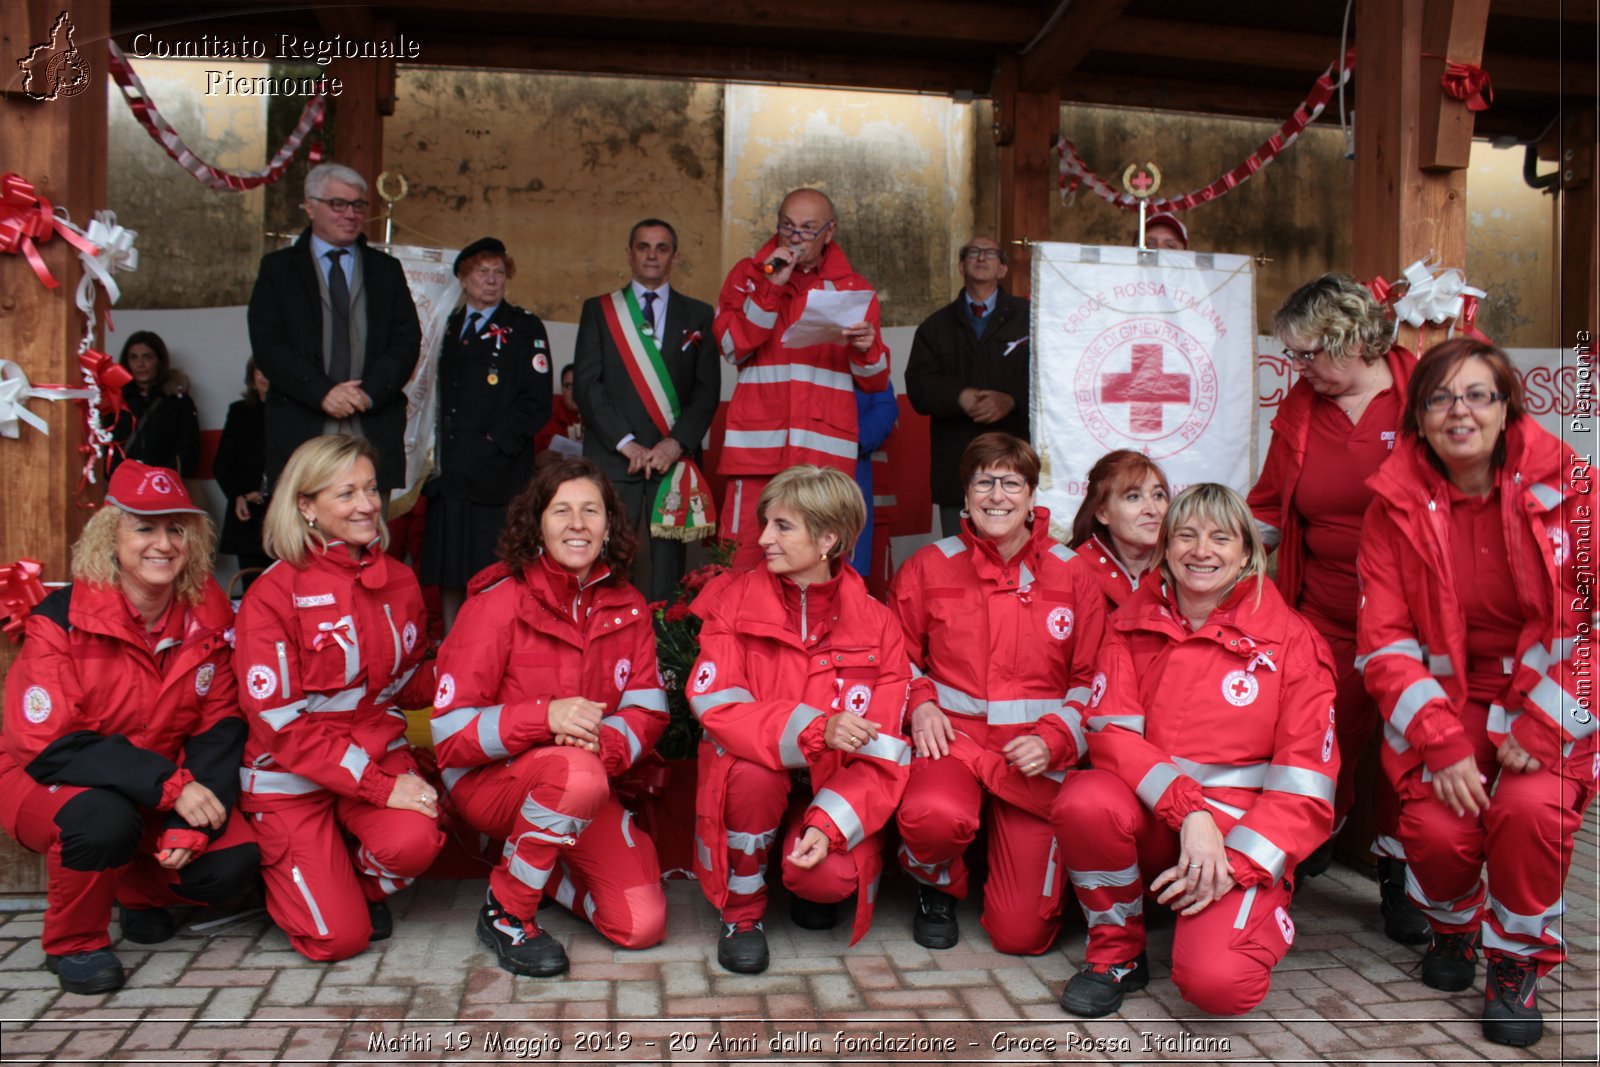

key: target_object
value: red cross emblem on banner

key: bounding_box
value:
[1101,343,1192,433]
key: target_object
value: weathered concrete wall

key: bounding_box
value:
[1466,141,1557,347]
[722,85,975,327]
[106,59,267,308]
[388,71,724,320]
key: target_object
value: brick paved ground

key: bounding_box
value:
[1,810,1594,1066]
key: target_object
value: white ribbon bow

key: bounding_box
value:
[73,211,140,317]
[1392,256,1486,329]
[0,359,88,439]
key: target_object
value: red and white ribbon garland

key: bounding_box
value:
[1054,48,1357,212]
[106,42,325,192]
[0,172,101,289]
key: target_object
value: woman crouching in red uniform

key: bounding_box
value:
[1066,450,1170,612]
[234,435,443,962]
[1053,483,1337,1018]
[0,462,258,994]
[430,457,670,977]
[691,465,911,974]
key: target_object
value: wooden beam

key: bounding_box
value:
[1559,107,1597,345]
[1059,72,1311,122]
[1418,0,1491,170]
[369,0,1044,43]
[317,7,388,238]
[422,36,990,94]
[995,56,1057,297]
[1102,16,1336,72]
[1018,0,1130,93]
[0,0,108,893]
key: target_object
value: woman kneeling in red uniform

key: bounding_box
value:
[235,436,443,962]
[1066,449,1170,612]
[0,462,259,994]
[691,465,911,974]
[1053,483,1337,1017]
[431,457,670,978]
[889,433,1104,954]
[1358,339,1594,1048]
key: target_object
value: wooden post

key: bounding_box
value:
[1418,0,1490,170]
[1558,108,1597,346]
[330,59,388,243]
[0,0,109,894]
[993,57,1059,298]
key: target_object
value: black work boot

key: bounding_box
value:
[1420,930,1478,992]
[1058,952,1149,1018]
[1377,857,1430,944]
[118,905,177,945]
[47,949,126,995]
[717,919,769,974]
[912,884,959,949]
[1482,951,1542,1047]
[476,893,568,977]
[789,894,839,931]
[367,901,393,942]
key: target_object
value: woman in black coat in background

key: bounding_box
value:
[109,331,201,476]
[213,358,272,578]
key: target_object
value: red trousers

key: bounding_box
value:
[719,758,870,923]
[249,750,444,962]
[1390,700,1594,973]
[0,767,258,956]
[452,746,666,949]
[1322,630,1400,851]
[896,747,1062,955]
[1053,769,1296,1016]
[719,477,771,572]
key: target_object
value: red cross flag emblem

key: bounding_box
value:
[1221,669,1258,706]
[1075,318,1219,460]
[844,684,872,715]
[693,662,716,694]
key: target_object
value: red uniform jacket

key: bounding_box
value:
[888,514,1104,811]
[234,544,433,811]
[1,580,243,854]
[1357,421,1596,776]
[689,565,911,943]
[429,556,667,787]
[1086,574,1338,888]
[714,239,889,476]
[1248,345,1415,606]
[1064,534,1147,613]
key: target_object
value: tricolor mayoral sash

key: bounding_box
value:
[599,288,717,541]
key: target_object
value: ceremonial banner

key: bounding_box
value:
[387,244,461,510]
[1030,243,1257,542]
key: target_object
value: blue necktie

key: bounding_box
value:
[642,290,658,336]
[463,311,481,341]
[325,250,351,380]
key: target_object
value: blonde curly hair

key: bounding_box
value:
[71,505,216,605]
[1274,273,1393,365]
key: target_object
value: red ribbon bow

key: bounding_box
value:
[313,620,353,651]
[0,559,47,643]
[1439,61,1493,112]
[80,349,133,416]
[681,330,704,352]
[1365,276,1396,306]
[484,324,510,350]
[0,173,96,289]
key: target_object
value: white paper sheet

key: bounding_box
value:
[780,289,875,348]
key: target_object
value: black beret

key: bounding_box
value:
[454,236,507,275]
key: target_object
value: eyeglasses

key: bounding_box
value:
[1424,388,1506,413]
[971,475,1029,495]
[776,220,833,241]
[964,248,1004,262]
[1282,346,1325,365]
[309,196,369,214]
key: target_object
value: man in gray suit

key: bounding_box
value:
[573,219,720,601]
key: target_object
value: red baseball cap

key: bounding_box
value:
[1146,212,1189,248]
[105,461,207,515]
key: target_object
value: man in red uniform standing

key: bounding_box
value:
[713,188,891,570]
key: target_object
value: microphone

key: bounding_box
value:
[762,255,792,275]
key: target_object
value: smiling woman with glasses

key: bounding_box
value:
[1245,272,1423,935]
[1356,338,1590,1048]
[887,433,1105,959]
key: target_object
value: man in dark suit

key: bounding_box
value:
[905,236,1031,537]
[573,218,720,601]
[247,162,422,494]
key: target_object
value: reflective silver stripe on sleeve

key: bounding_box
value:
[1067,862,1140,891]
[933,680,985,716]
[726,828,779,855]
[1048,543,1076,564]
[811,788,865,850]
[933,536,967,558]
[1136,762,1183,808]
[1520,643,1551,674]
[430,705,481,746]
[723,429,786,451]
[339,744,370,782]
[1256,519,1282,550]
[1064,686,1092,707]
[1353,639,1425,673]
[909,662,925,679]
[1487,893,1565,942]
[1081,897,1144,927]
[476,704,510,760]
[376,664,418,704]
[720,330,738,359]
[1549,636,1576,662]
[1390,677,1449,735]
[689,686,755,718]
[741,297,777,329]
[1044,705,1087,757]
[1427,653,1454,677]
[855,354,889,377]
[1088,714,1145,733]
[727,872,766,895]
[1384,720,1411,754]
[788,428,858,460]
[987,697,1064,725]
[1232,885,1259,930]
[737,363,854,393]
[1263,764,1337,803]
[601,715,642,763]
[1526,675,1599,739]
[1172,756,1269,790]
[1486,703,1511,734]
[440,767,470,792]
[1224,825,1288,882]
[1529,481,1564,509]
[258,699,308,731]
[696,835,713,871]
[619,687,669,713]
[306,686,365,713]
[238,767,321,795]
[1205,796,1248,819]
[779,703,827,768]
[856,733,912,766]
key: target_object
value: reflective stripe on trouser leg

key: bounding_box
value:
[978,798,1063,956]
[720,757,790,923]
[1481,765,1590,970]
[894,753,983,899]
[548,794,668,950]
[1052,768,1154,965]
